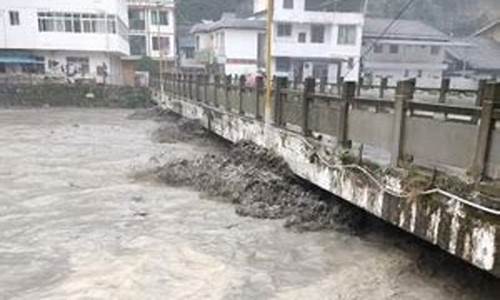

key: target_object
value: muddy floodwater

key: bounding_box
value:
[0,108,499,300]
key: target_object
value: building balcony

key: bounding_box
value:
[127,0,175,8]
[129,19,146,31]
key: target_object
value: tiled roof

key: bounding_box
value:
[364,18,450,41]
[447,37,500,70]
[191,15,265,34]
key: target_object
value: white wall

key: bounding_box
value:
[195,33,212,51]
[128,2,176,59]
[223,29,262,76]
[0,0,129,56]
[39,50,124,84]
[253,0,267,13]
[270,0,364,82]
[225,29,260,60]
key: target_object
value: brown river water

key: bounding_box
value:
[0,108,499,300]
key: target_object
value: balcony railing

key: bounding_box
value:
[129,19,146,31]
[127,0,175,6]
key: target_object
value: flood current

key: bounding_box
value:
[0,108,499,300]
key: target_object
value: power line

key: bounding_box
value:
[344,0,416,79]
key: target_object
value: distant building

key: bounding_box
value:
[446,36,500,81]
[362,18,452,87]
[177,25,203,71]
[0,0,129,84]
[192,13,265,75]
[122,0,175,86]
[256,0,365,83]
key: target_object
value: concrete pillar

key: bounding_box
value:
[255,76,264,120]
[391,80,415,167]
[471,83,500,181]
[273,76,287,126]
[302,77,315,135]
[239,75,246,115]
[338,82,356,146]
[439,78,450,103]
[225,75,232,111]
[214,74,220,107]
[379,77,388,99]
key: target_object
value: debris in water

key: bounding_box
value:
[156,141,367,233]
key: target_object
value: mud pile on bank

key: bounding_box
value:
[156,141,367,232]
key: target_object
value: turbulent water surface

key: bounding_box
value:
[0,108,498,300]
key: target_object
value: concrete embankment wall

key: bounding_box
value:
[0,84,152,108]
[155,92,500,278]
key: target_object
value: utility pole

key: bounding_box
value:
[264,0,274,123]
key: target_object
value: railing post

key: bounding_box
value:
[475,79,488,107]
[357,77,363,96]
[214,74,220,107]
[439,78,450,103]
[379,77,388,99]
[187,74,193,101]
[337,76,344,95]
[391,80,415,167]
[255,76,263,120]
[273,76,282,126]
[239,75,246,115]
[302,77,315,135]
[225,75,231,111]
[203,74,209,104]
[338,81,356,146]
[471,82,500,180]
[196,74,201,102]
[319,76,327,93]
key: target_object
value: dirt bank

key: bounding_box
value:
[153,134,369,233]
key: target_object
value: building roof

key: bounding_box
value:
[446,36,500,70]
[364,18,450,41]
[191,13,265,34]
[473,19,500,37]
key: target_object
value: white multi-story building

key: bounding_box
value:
[254,0,365,82]
[362,18,452,88]
[192,13,265,75]
[122,0,175,85]
[0,0,129,84]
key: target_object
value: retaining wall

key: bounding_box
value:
[0,84,152,108]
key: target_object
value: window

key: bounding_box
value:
[196,35,200,50]
[311,25,325,43]
[66,57,89,75]
[404,70,409,77]
[151,10,168,25]
[277,23,292,37]
[9,11,20,26]
[152,36,170,52]
[129,9,145,30]
[390,44,399,54]
[431,46,441,55]
[184,48,195,59]
[276,57,291,72]
[130,35,147,56]
[37,11,119,35]
[298,32,306,43]
[417,70,423,78]
[374,43,383,53]
[283,0,294,9]
[338,25,357,45]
